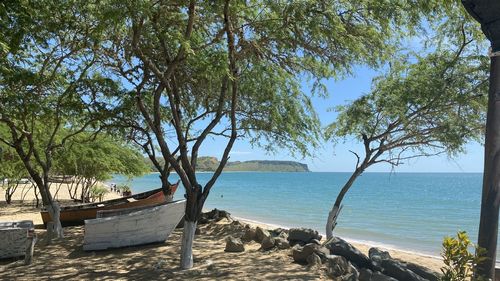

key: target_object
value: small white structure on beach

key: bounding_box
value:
[83,200,186,251]
[0,220,37,264]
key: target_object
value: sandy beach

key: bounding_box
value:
[0,185,445,280]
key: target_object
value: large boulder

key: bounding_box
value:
[325,237,374,269]
[306,253,322,267]
[406,262,441,281]
[371,271,398,281]
[275,237,290,250]
[292,243,328,264]
[369,247,391,267]
[380,259,427,281]
[241,228,256,242]
[255,227,271,243]
[224,236,244,252]
[261,236,275,251]
[358,268,373,281]
[288,228,322,245]
[325,255,350,278]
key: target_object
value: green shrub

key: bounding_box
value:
[440,231,487,281]
[90,185,109,202]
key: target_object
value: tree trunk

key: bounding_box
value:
[326,168,364,239]
[45,202,64,242]
[180,220,197,269]
[476,55,500,279]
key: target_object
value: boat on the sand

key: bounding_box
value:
[40,184,179,227]
[83,199,186,251]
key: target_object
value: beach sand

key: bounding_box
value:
[0,188,444,280]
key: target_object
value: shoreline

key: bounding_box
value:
[233,215,444,267]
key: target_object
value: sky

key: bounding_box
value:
[197,65,486,173]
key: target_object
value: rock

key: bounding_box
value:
[261,236,275,250]
[369,247,391,261]
[275,237,290,250]
[381,259,427,281]
[241,228,256,242]
[406,262,441,281]
[224,236,244,252]
[231,220,242,226]
[341,273,358,281]
[255,227,271,243]
[292,243,326,264]
[325,255,350,277]
[203,209,232,222]
[307,253,322,267]
[325,236,374,269]
[358,268,372,281]
[288,228,322,245]
[371,271,398,281]
[310,239,321,245]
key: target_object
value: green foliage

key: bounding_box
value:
[116,184,131,193]
[327,47,488,159]
[89,185,109,202]
[53,134,149,181]
[440,231,487,281]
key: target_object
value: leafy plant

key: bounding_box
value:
[440,231,487,281]
[89,185,109,203]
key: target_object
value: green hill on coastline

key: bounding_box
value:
[144,157,309,172]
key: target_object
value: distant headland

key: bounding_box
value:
[145,156,310,172]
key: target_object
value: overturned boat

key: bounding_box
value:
[83,199,186,251]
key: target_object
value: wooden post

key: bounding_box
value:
[477,54,500,279]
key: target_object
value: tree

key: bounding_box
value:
[98,0,455,269]
[0,0,116,239]
[461,1,500,279]
[0,145,28,204]
[53,134,149,203]
[325,45,488,239]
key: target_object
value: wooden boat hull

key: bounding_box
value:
[83,200,186,251]
[40,186,178,227]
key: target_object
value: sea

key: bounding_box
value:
[110,172,492,259]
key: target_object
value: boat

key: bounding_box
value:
[40,184,179,227]
[83,199,186,251]
[0,220,37,264]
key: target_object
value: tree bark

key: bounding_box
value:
[326,167,364,239]
[476,55,500,279]
[180,220,197,269]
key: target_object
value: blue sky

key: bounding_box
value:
[197,65,485,173]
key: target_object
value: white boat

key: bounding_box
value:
[0,220,37,264]
[83,200,186,251]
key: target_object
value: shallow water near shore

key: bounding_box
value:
[111,172,491,259]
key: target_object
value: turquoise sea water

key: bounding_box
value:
[110,172,492,258]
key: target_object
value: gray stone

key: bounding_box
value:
[369,247,391,268]
[325,236,374,269]
[275,237,290,250]
[288,228,322,244]
[358,268,372,281]
[310,239,321,245]
[241,228,256,242]
[371,271,398,281]
[326,255,350,277]
[255,227,271,243]
[307,253,322,267]
[261,236,275,250]
[224,236,244,252]
[406,262,441,281]
[292,243,327,264]
[381,259,427,281]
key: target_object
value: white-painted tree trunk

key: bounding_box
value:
[46,202,64,243]
[180,220,197,269]
[326,205,339,240]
